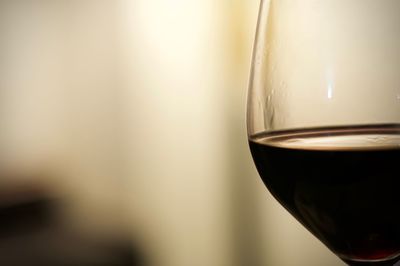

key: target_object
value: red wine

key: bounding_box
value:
[249,124,400,264]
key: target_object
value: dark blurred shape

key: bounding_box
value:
[0,197,55,238]
[0,179,145,266]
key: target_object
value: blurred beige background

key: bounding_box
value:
[0,1,342,265]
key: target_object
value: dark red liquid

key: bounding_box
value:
[249,124,400,264]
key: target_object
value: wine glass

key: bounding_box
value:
[247,0,400,265]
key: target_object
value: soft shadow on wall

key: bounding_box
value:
[0,1,341,266]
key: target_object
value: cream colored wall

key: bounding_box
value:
[0,1,342,265]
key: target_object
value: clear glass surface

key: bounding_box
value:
[247,1,400,265]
